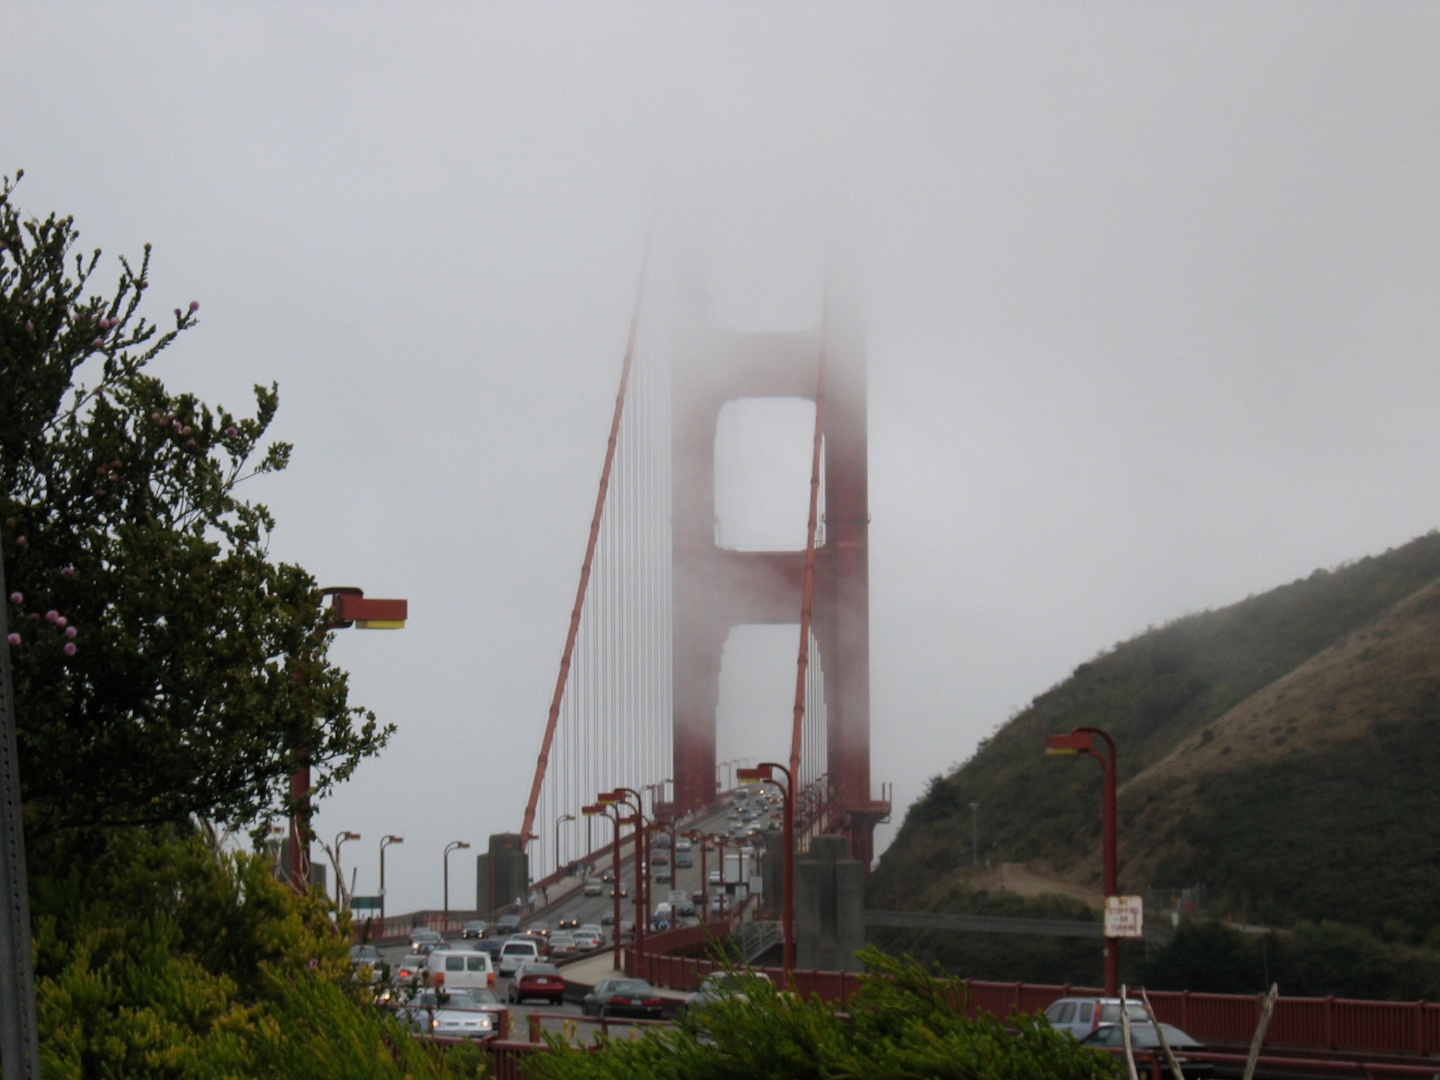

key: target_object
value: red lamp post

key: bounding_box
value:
[287,588,407,893]
[583,802,623,969]
[604,788,648,957]
[1044,726,1119,995]
[738,762,794,976]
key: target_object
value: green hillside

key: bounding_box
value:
[870,531,1440,946]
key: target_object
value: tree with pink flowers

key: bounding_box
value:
[0,172,391,840]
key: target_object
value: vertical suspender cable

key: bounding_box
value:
[789,295,828,786]
[520,237,652,850]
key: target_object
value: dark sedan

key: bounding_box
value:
[1080,1022,1214,1080]
[582,978,664,1020]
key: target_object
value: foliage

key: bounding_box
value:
[31,827,483,1078]
[521,950,1118,1080]
[0,172,390,836]
[1143,918,1440,1002]
[870,530,1440,986]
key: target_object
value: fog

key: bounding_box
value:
[6,3,1440,914]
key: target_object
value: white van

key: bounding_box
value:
[425,948,496,991]
[498,938,540,976]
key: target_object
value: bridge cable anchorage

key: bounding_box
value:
[520,231,653,854]
[789,287,828,793]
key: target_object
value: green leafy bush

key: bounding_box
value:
[521,950,1117,1080]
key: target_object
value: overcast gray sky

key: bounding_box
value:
[7,3,1440,914]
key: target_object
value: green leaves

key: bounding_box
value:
[523,951,1118,1080]
[0,174,391,836]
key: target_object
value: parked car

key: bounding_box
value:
[682,970,773,1015]
[1044,997,1150,1041]
[507,961,566,1006]
[582,978,664,1020]
[460,920,488,939]
[498,938,541,976]
[397,987,505,1040]
[1080,1022,1214,1079]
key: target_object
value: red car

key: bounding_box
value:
[507,961,566,1006]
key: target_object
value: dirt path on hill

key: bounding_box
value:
[972,863,1103,909]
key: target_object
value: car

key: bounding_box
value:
[496,913,522,936]
[707,870,721,885]
[394,955,425,987]
[517,929,551,957]
[424,946,496,992]
[574,928,604,950]
[507,961,566,1006]
[602,870,616,883]
[583,879,604,897]
[397,987,505,1040]
[556,912,581,930]
[1044,997,1150,1041]
[653,867,672,884]
[600,911,615,926]
[473,936,505,963]
[1080,1022,1214,1079]
[547,931,578,957]
[498,938,541,976]
[675,838,692,852]
[610,885,629,899]
[582,977,664,1020]
[348,944,384,983]
[409,928,443,948]
[682,970,773,1015]
[460,920,488,939]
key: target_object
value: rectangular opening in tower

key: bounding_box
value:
[713,397,825,552]
[716,624,828,791]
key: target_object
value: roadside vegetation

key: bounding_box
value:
[870,518,1440,998]
[522,951,1119,1080]
[2,174,481,1076]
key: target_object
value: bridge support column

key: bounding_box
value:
[477,833,529,915]
[795,835,865,972]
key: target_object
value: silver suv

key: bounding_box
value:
[1043,996,1150,1040]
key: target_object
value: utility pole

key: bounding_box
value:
[0,552,41,1078]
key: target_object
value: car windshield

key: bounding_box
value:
[608,980,652,995]
[523,963,559,975]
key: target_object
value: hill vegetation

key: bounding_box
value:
[869,531,1440,993]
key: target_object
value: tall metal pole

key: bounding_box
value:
[380,834,403,928]
[444,841,469,927]
[0,553,40,1078]
[1079,727,1120,998]
[335,830,359,908]
[555,813,575,877]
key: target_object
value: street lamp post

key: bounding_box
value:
[334,830,360,908]
[686,831,707,923]
[605,788,648,957]
[443,841,470,926]
[555,813,575,877]
[379,835,403,928]
[287,588,407,894]
[1044,726,1119,995]
[738,762,794,975]
[583,803,622,968]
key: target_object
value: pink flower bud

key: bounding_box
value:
[173,420,184,431]
[185,439,196,449]
[174,308,182,318]
[7,593,19,604]
[5,634,18,647]
[64,627,77,639]
[62,642,76,657]
[14,536,25,547]
[189,301,200,312]
[60,567,74,577]
[45,610,59,623]
[55,617,66,629]
[24,321,33,333]
[91,337,104,347]
[225,426,238,438]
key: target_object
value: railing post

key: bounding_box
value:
[1325,996,1334,1050]
[527,1012,542,1044]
